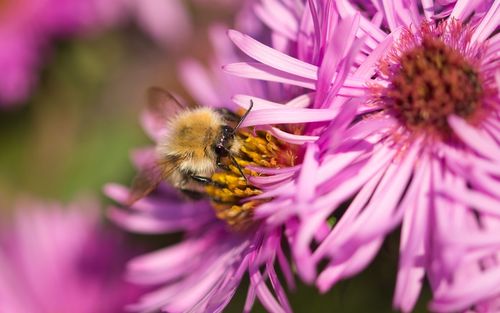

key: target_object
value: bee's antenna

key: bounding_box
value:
[234,100,254,131]
[230,155,248,184]
[227,99,253,184]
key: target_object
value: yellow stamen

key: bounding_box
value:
[206,131,296,231]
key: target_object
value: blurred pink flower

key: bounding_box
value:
[0,0,192,107]
[216,0,499,312]
[0,199,140,313]
[0,1,48,106]
[123,0,192,49]
[0,0,117,107]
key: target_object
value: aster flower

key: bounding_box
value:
[104,1,367,310]
[105,51,295,313]
[105,129,298,312]
[219,0,499,311]
[0,198,139,313]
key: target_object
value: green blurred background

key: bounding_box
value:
[0,2,430,312]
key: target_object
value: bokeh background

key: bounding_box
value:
[0,1,430,312]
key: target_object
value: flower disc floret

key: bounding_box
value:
[372,20,490,141]
[206,130,297,231]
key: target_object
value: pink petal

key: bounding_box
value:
[132,0,192,47]
[380,0,398,31]
[352,33,394,79]
[316,238,384,291]
[224,62,367,96]
[249,263,287,313]
[228,29,317,79]
[296,143,320,204]
[449,115,500,161]
[224,62,316,89]
[471,0,500,43]
[313,168,385,261]
[108,207,193,234]
[179,60,220,108]
[241,107,340,127]
[268,126,319,144]
[439,187,500,217]
[250,172,295,187]
[430,267,500,312]
[254,0,298,40]
[394,159,431,312]
[314,146,396,208]
[233,94,287,110]
[127,235,216,284]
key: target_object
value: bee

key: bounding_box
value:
[126,87,252,205]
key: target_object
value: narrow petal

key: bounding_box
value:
[471,0,500,42]
[228,29,318,79]
[241,107,340,127]
[254,1,298,40]
[179,60,221,108]
[449,115,500,161]
[224,62,316,89]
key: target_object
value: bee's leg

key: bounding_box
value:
[190,175,226,188]
[211,197,233,205]
[215,108,240,122]
[216,155,230,171]
[180,189,206,200]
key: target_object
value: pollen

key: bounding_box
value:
[372,21,488,141]
[206,131,296,231]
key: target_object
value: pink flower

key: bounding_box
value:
[0,198,139,313]
[104,3,363,311]
[312,3,499,312]
[106,27,294,313]
[218,0,499,311]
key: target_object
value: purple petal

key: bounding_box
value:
[268,126,319,144]
[394,159,431,312]
[228,29,317,79]
[241,107,340,127]
[224,62,316,89]
[471,0,500,42]
[449,115,500,161]
[438,186,500,217]
[254,1,298,40]
[179,60,221,108]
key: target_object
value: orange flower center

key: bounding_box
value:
[369,20,493,143]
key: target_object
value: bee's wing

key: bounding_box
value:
[146,87,197,124]
[126,157,177,206]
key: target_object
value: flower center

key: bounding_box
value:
[376,21,486,141]
[206,131,296,231]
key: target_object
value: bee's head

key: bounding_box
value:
[214,125,235,157]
